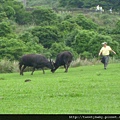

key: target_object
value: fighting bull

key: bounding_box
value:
[51,51,73,73]
[19,54,54,75]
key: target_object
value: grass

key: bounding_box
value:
[0,63,120,114]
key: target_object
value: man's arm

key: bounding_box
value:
[99,48,102,56]
[99,51,102,56]
[110,49,116,54]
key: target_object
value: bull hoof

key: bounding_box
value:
[20,72,24,75]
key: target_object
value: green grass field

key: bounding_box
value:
[0,63,120,114]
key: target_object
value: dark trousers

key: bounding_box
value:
[101,55,109,68]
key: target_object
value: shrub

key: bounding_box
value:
[19,31,45,54]
[80,51,93,59]
[75,14,98,30]
[0,58,15,73]
[71,58,100,67]
[31,26,62,48]
[0,21,12,37]
[0,58,32,73]
[0,37,26,60]
[50,42,78,59]
[32,7,58,25]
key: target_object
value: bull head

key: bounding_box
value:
[49,58,55,71]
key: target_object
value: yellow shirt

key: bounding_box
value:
[100,46,112,55]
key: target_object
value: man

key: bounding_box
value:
[98,42,116,69]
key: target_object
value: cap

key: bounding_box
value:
[102,42,107,45]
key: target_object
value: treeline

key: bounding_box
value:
[0,0,120,61]
[58,0,120,10]
[25,0,120,11]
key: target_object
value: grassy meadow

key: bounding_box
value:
[0,63,120,114]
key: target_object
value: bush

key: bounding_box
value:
[0,21,12,37]
[31,26,62,48]
[19,31,45,54]
[32,7,58,25]
[49,42,78,59]
[0,58,33,73]
[80,51,93,59]
[75,14,98,30]
[0,58,18,73]
[0,37,26,60]
[71,58,100,67]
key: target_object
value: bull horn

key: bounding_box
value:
[50,58,51,62]
[50,56,52,62]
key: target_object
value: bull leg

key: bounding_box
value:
[21,65,26,75]
[19,64,22,75]
[64,64,67,72]
[64,63,70,72]
[31,67,35,75]
[66,64,70,72]
[42,68,45,74]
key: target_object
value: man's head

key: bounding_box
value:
[102,42,107,45]
[102,42,107,47]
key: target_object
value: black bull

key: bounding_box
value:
[51,51,73,73]
[19,54,54,75]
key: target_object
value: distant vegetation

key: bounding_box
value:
[19,0,120,11]
[0,0,120,73]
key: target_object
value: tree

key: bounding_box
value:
[59,0,84,8]
[50,42,78,59]
[19,31,45,54]
[74,14,98,30]
[0,11,14,37]
[109,20,120,58]
[0,12,8,22]
[113,20,120,34]
[1,0,32,24]
[0,37,26,60]
[66,29,119,58]
[32,7,58,25]
[58,0,120,10]
[0,21,12,37]
[3,5,15,20]
[31,26,62,48]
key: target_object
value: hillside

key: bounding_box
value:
[18,0,59,7]
[19,0,120,10]
[0,0,120,61]
[18,0,120,28]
